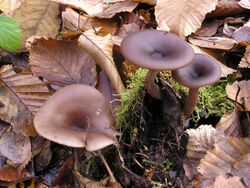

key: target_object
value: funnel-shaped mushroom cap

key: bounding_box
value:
[34,84,118,150]
[172,54,222,88]
[120,30,194,70]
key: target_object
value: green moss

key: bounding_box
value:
[116,68,148,130]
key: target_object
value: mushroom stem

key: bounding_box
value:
[184,88,199,119]
[98,150,117,183]
[145,70,162,100]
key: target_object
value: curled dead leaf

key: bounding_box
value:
[226,80,250,111]
[0,65,51,136]
[78,30,125,94]
[155,0,218,37]
[186,125,225,174]
[29,38,97,90]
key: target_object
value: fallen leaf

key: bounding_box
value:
[198,137,250,186]
[0,16,21,52]
[233,153,250,186]
[226,80,250,111]
[232,21,250,43]
[188,36,237,50]
[52,0,138,18]
[239,45,250,68]
[238,0,250,9]
[62,8,118,36]
[213,175,246,188]
[0,132,31,166]
[191,44,237,77]
[133,0,156,5]
[209,0,246,17]
[29,38,97,90]
[0,65,51,136]
[186,125,225,174]
[155,0,218,37]
[195,20,224,37]
[0,0,22,16]
[0,166,30,182]
[216,107,242,137]
[78,30,125,94]
[0,0,61,50]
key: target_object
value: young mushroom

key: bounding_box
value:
[172,54,222,119]
[120,29,194,100]
[34,84,119,182]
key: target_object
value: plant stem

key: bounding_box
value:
[145,70,162,100]
[184,88,199,119]
[98,150,117,183]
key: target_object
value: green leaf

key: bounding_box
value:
[0,16,21,52]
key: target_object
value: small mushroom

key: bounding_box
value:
[34,84,118,151]
[121,30,194,100]
[172,54,222,119]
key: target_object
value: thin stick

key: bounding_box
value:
[98,151,117,183]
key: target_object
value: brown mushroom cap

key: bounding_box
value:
[172,54,222,88]
[120,30,194,70]
[34,84,118,150]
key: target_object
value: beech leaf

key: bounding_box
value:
[155,0,218,37]
[198,137,250,187]
[186,125,225,173]
[78,30,125,94]
[0,132,31,166]
[29,38,97,90]
[216,107,242,137]
[0,65,51,136]
[226,80,250,111]
[0,0,61,50]
[213,175,246,188]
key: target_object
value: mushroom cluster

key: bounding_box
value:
[121,30,222,119]
[34,84,119,151]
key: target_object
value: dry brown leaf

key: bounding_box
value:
[238,0,250,9]
[195,20,224,37]
[0,0,22,16]
[216,107,242,137]
[0,166,31,182]
[188,36,237,50]
[0,65,51,136]
[239,45,250,68]
[232,21,250,43]
[209,0,246,17]
[226,80,250,111]
[155,0,218,37]
[133,0,156,5]
[213,175,246,188]
[198,137,250,187]
[233,153,250,186]
[62,8,117,36]
[52,0,138,18]
[0,132,31,166]
[191,44,237,77]
[0,0,61,50]
[29,38,97,90]
[78,30,125,94]
[186,125,225,174]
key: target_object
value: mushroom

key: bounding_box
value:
[34,84,118,150]
[172,54,222,119]
[120,30,194,100]
[34,84,119,182]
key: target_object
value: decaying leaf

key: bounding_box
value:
[0,132,31,167]
[213,175,246,188]
[186,125,225,173]
[238,0,250,9]
[188,36,237,50]
[195,20,224,37]
[62,8,117,35]
[29,38,97,90]
[0,65,51,136]
[226,80,250,111]
[198,137,250,187]
[0,166,32,182]
[0,0,61,50]
[216,107,242,137]
[239,45,250,68]
[233,153,250,186]
[232,21,250,43]
[52,0,138,18]
[133,0,156,5]
[155,0,218,37]
[78,30,125,94]
[191,44,237,77]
